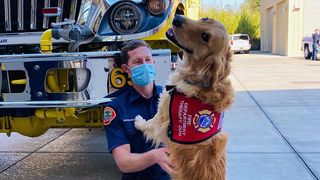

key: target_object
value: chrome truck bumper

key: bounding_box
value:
[0,32,69,46]
[0,49,171,108]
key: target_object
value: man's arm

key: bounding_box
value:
[112,144,173,174]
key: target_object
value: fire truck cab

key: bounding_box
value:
[0,0,200,137]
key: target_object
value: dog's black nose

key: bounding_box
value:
[172,15,184,27]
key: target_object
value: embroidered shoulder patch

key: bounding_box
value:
[103,107,116,125]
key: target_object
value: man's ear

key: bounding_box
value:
[121,64,129,73]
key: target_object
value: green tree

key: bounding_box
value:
[200,0,261,49]
[235,10,259,39]
[236,0,260,38]
[244,0,260,12]
[200,8,240,35]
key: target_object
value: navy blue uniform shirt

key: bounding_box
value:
[104,85,170,180]
[313,33,320,44]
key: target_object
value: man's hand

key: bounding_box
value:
[113,145,174,174]
[150,147,174,175]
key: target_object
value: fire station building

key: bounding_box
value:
[260,0,320,57]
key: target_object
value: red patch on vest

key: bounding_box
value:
[169,92,223,144]
[103,107,116,125]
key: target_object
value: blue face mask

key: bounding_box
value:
[129,64,156,86]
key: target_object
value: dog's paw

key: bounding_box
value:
[135,115,147,131]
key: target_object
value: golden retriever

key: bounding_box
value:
[135,15,234,180]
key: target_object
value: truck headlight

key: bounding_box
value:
[147,0,166,15]
[110,2,142,34]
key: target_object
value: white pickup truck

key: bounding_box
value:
[301,35,320,59]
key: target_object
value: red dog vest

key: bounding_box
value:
[168,88,223,144]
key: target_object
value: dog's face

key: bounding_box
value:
[166,15,229,61]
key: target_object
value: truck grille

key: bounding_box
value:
[0,0,82,33]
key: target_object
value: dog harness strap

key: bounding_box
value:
[168,91,223,144]
[166,85,176,91]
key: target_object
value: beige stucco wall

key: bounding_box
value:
[261,0,304,57]
[303,0,320,36]
[287,0,304,57]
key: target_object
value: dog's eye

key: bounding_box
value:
[201,17,209,22]
[201,33,210,43]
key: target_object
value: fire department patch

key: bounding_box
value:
[193,110,216,133]
[103,107,116,125]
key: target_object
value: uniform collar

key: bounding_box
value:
[129,84,162,103]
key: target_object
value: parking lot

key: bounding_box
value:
[1,52,320,180]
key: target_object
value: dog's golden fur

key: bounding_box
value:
[135,16,234,180]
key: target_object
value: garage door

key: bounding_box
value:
[277,1,288,55]
[266,7,273,53]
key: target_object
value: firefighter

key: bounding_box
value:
[104,40,172,180]
[312,29,320,60]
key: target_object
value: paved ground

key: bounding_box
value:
[1,53,320,180]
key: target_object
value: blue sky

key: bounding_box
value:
[201,0,246,10]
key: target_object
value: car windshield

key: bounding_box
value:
[233,35,249,40]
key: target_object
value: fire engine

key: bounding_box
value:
[0,0,200,137]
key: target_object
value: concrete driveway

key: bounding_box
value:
[1,53,319,180]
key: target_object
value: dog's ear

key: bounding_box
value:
[200,47,232,89]
[226,46,233,63]
[198,54,223,88]
[222,46,233,79]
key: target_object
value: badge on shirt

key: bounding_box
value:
[103,107,116,125]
